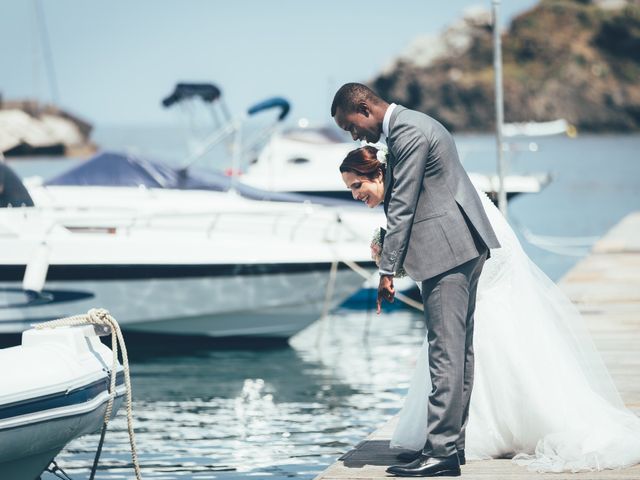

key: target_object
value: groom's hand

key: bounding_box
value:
[377,274,395,314]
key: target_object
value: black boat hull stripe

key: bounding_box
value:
[0,372,125,420]
[0,262,375,281]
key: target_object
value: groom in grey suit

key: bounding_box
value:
[332,83,500,477]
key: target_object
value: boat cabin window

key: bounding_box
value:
[288,157,310,165]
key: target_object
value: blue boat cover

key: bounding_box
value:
[46,151,349,206]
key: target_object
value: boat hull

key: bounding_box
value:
[0,325,125,480]
[0,263,373,338]
[0,397,123,480]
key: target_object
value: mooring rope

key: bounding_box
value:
[45,460,73,480]
[340,259,425,312]
[36,308,142,480]
[315,259,340,346]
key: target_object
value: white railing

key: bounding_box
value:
[1,203,364,245]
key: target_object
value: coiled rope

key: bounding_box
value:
[36,308,142,480]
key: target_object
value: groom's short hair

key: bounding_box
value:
[331,83,383,117]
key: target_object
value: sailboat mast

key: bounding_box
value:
[492,0,507,217]
[34,0,60,105]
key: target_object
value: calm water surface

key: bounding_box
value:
[11,130,639,479]
[46,311,423,479]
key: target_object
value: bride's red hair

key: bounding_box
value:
[339,146,385,180]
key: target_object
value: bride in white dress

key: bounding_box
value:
[341,146,640,473]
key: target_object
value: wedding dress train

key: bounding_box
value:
[390,189,640,472]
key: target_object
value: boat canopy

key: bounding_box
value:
[46,151,226,190]
[46,151,348,206]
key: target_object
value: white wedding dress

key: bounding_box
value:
[390,189,640,472]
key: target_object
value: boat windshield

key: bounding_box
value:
[281,127,349,144]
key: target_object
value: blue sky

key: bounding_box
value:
[1,0,538,127]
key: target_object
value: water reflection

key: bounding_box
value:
[47,309,425,479]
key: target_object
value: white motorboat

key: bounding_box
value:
[502,118,576,138]
[153,83,551,204]
[1,159,382,339]
[240,127,551,203]
[0,324,124,480]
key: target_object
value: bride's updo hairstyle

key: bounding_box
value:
[339,146,385,180]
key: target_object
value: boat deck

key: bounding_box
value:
[314,212,640,480]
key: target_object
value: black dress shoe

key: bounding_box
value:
[396,449,465,466]
[386,453,461,477]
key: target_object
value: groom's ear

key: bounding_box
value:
[357,101,370,117]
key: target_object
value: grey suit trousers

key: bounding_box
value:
[420,249,487,457]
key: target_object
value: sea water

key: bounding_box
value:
[9,129,639,479]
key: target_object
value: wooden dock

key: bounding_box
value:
[314,212,640,480]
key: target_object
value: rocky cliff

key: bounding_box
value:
[371,0,640,132]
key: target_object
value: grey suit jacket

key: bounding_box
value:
[380,106,500,281]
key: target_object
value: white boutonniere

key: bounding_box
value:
[376,145,389,165]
